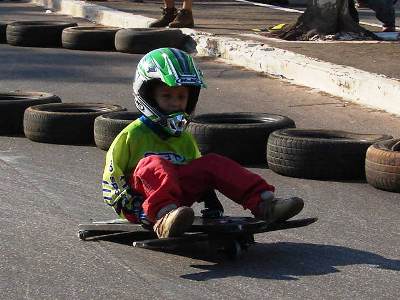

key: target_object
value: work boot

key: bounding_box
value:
[153,206,194,238]
[168,9,194,28]
[254,191,304,223]
[149,7,177,28]
[355,0,367,8]
[382,26,396,32]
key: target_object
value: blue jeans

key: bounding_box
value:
[365,0,396,28]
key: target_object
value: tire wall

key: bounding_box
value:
[115,28,188,54]
[23,103,125,144]
[0,22,7,43]
[0,93,62,135]
[267,129,392,180]
[62,27,119,51]
[7,22,77,47]
[94,111,142,150]
[188,113,296,165]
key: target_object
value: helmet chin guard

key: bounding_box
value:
[165,112,189,136]
[134,91,189,136]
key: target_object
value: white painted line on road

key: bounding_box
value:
[235,0,302,13]
[360,20,400,31]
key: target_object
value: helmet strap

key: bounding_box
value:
[139,115,170,140]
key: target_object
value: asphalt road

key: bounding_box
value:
[1,3,400,300]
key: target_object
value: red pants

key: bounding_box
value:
[129,153,275,222]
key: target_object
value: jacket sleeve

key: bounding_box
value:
[102,131,133,213]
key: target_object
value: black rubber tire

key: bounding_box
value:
[267,129,392,180]
[62,26,119,51]
[115,28,188,54]
[0,92,62,135]
[23,103,126,145]
[78,230,88,241]
[187,112,296,165]
[94,111,142,150]
[365,139,400,192]
[0,22,7,44]
[6,21,77,47]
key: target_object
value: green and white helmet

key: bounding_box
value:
[133,48,206,136]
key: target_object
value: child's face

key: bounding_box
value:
[154,84,189,114]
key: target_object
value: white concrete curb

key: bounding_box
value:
[191,34,400,116]
[32,0,400,116]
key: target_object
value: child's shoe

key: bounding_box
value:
[153,206,194,238]
[149,7,177,28]
[168,9,194,28]
[255,191,304,223]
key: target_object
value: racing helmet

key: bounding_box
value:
[133,48,206,136]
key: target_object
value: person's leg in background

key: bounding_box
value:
[149,0,177,28]
[149,0,195,28]
[363,0,396,31]
[349,0,360,23]
[169,0,195,28]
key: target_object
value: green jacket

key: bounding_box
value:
[102,118,201,218]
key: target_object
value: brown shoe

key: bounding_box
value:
[382,26,396,32]
[149,7,177,28]
[153,206,194,238]
[255,191,304,223]
[168,9,194,28]
[355,0,367,8]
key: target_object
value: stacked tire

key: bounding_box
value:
[62,26,119,51]
[188,112,296,165]
[267,129,392,180]
[0,92,61,135]
[94,111,142,150]
[5,22,193,54]
[365,139,400,192]
[23,103,125,145]
[115,28,189,54]
[0,22,7,43]
[6,21,77,47]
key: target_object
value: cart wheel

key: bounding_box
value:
[78,230,89,240]
[226,240,242,260]
[239,234,255,250]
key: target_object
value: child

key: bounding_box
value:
[102,48,304,239]
[149,0,194,28]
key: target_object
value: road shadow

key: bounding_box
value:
[87,233,399,281]
[179,242,400,281]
